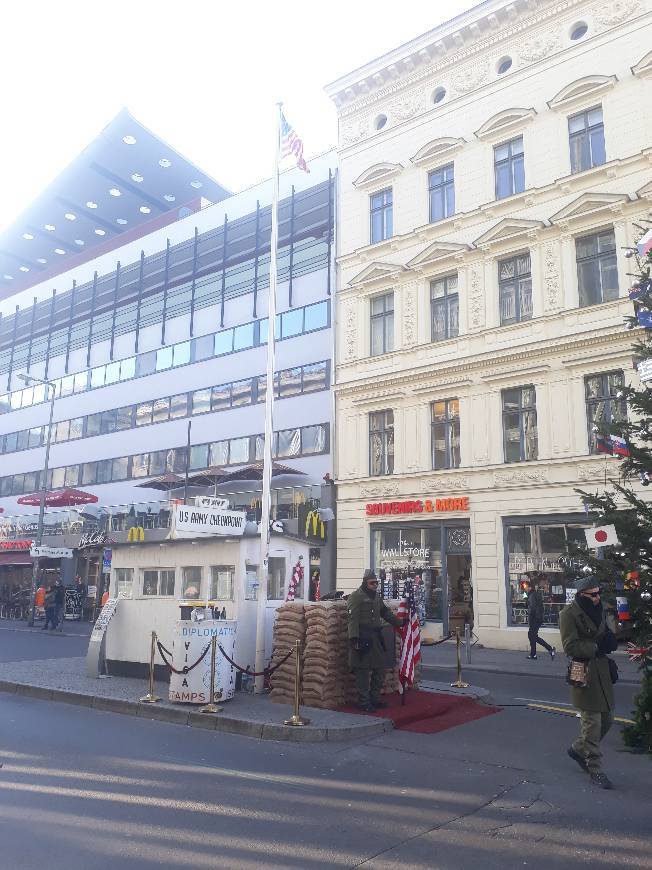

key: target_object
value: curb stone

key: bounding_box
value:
[0,681,392,743]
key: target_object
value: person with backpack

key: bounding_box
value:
[524,577,555,660]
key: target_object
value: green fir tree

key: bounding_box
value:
[573,222,652,755]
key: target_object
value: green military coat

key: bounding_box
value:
[559,599,614,713]
[347,585,401,670]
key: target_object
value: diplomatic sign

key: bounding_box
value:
[171,504,246,538]
[366,497,470,516]
[169,619,237,704]
[195,496,230,510]
[30,545,74,559]
[86,597,119,678]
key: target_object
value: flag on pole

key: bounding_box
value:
[280,111,309,173]
[636,228,652,258]
[398,579,421,690]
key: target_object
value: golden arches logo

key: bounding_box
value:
[304,510,325,541]
[127,526,145,543]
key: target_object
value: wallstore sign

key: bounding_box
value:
[365,497,470,517]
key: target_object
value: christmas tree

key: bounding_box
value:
[574,222,652,755]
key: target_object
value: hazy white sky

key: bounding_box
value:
[0,0,472,232]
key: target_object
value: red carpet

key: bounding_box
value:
[338,689,500,734]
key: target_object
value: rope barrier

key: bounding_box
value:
[425,632,453,647]
[156,639,211,675]
[217,643,294,678]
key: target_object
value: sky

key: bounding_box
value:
[0,0,473,232]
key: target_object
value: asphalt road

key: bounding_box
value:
[0,621,90,662]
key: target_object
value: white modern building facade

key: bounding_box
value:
[0,112,336,610]
[327,0,652,646]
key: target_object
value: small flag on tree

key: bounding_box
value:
[636,228,652,258]
[280,112,309,173]
[584,524,619,548]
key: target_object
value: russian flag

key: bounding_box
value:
[636,228,652,258]
[611,435,630,457]
[617,596,631,621]
[595,435,613,455]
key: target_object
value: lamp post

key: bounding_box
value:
[18,373,57,626]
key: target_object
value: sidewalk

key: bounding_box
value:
[420,639,642,684]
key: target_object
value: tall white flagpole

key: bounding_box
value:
[254,103,282,692]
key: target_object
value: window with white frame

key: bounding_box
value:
[181,566,202,599]
[428,164,455,223]
[369,410,394,476]
[268,557,286,600]
[576,230,618,307]
[142,568,175,597]
[370,188,393,243]
[430,275,459,341]
[210,566,235,600]
[494,137,525,200]
[585,371,627,453]
[431,399,461,469]
[113,567,133,599]
[568,107,605,174]
[502,386,538,463]
[499,253,532,325]
[370,292,394,356]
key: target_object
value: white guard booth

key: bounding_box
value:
[168,619,237,704]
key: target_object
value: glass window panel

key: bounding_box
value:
[170,394,187,419]
[136,402,153,426]
[152,398,170,424]
[210,566,234,600]
[301,424,326,454]
[173,342,190,367]
[55,420,70,442]
[85,414,101,437]
[231,379,252,407]
[60,375,75,397]
[104,362,121,384]
[303,301,328,332]
[148,451,167,476]
[301,362,327,393]
[159,570,175,597]
[28,427,42,448]
[255,434,265,461]
[64,465,80,486]
[32,383,46,404]
[229,437,250,464]
[190,444,209,470]
[155,346,173,371]
[95,460,112,484]
[568,113,585,134]
[120,357,135,380]
[211,384,231,411]
[100,409,117,434]
[233,322,254,351]
[4,431,17,452]
[182,567,202,599]
[192,333,214,362]
[15,430,28,450]
[258,318,268,346]
[111,457,128,481]
[136,351,156,378]
[214,329,233,355]
[69,418,84,440]
[192,388,211,415]
[278,367,302,398]
[116,406,133,430]
[209,440,229,467]
[277,428,301,457]
[81,462,97,485]
[74,371,89,392]
[142,570,159,597]
[131,454,149,478]
[280,308,303,338]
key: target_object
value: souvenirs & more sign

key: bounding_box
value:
[366,497,469,516]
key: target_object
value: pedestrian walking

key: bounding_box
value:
[559,575,618,789]
[42,585,57,630]
[347,569,404,711]
[54,578,65,631]
[524,578,555,660]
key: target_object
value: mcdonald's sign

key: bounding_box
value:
[127,526,145,543]
[299,506,326,543]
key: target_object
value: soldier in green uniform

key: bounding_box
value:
[347,569,403,711]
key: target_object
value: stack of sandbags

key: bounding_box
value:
[269,602,306,705]
[302,601,352,709]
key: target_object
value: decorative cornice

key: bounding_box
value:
[494,468,549,486]
[406,241,472,271]
[549,191,630,226]
[410,137,466,167]
[474,107,537,141]
[348,261,406,288]
[473,218,546,248]
[631,49,652,79]
[353,162,403,190]
[547,74,617,111]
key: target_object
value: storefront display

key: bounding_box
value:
[505,518,590,626]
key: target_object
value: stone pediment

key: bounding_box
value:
[473,218,545,248]
[410,137,466,167]
[407,241,471,270]
[549,192,629,225]
[547,75,617,111]
[632,50,652,78]
[474,108,536,141]
[637,180,652,200]
[352,162,403,190]
[348,261,405,288]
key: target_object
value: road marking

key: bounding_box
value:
[527,702,634,724]
[515,697,572,706]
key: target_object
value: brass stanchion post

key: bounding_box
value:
[450,630,469,689]
[284,639,310,726]
[140,630,161,703]
[199,636,223,714]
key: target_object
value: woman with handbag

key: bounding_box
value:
[559,575,618,789]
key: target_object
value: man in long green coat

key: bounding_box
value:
[347,570,403,711]
[559,575,618,789]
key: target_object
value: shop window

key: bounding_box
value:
[181,566,202,599]
[370,188,393,243]
[576,230,618,307]
[569,107,605,174]
[371,526,443,619]
[431,275,459,342]
[428,163,455,223]
[370,292,394,357]
[431,399,460,469]
[494,136,524,200]
[210,566,234,600]
[114,568,133,599]
[142,568,175,597]
[502,386,537,463]
[506,520,590,626]
[585,371,626,453]
[268,557,286,600]
[369,410,394,476]
[499,253,532,325]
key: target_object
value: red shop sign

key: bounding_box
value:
[0,539,33,551]
[365,497,469,516]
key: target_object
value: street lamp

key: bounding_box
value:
[18,373,57,626]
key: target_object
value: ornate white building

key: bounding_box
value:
[326,0,652,647]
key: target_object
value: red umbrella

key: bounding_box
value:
[17,488,99,508]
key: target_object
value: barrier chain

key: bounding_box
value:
[217,643,294,679]
[156,639,211,675]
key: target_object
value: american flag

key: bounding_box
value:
[280,112,309,173]
[398,579,421,690]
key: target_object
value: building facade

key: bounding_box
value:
[0,115,336,608]
[327,0,652,646]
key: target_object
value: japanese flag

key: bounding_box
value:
[584,525,619,548]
